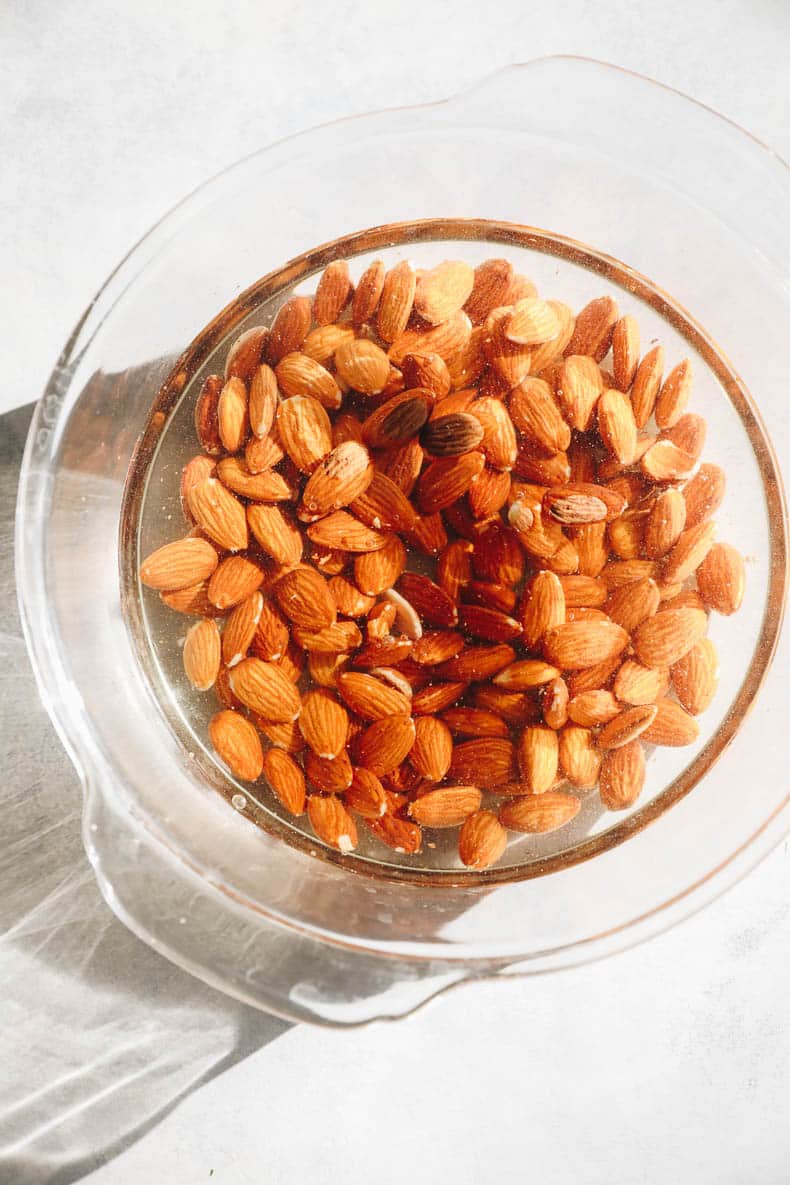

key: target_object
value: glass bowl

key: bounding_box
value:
[16,57,790,1026]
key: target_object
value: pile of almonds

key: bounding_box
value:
[139,254,745,870]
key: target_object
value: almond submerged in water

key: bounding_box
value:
[141,253,743,865]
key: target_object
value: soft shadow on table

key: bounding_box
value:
[0,405,291,1185]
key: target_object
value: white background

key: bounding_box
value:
[3,1,790,1182]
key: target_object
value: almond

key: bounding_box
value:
[644,488,687,559]
[435,643,515,682]
[458,810,508,868]
[161,581,220,617]
[405,716,452,781]
[225,326,268,382]
[614,659,669,706]
[664,412,706,460]
[276,351,340,409]
[181,454,218,517]
[421,412,485,457]
[328,575,375,618]
[255,716,303,753]
[463,581,517,615]
[355,714,417,776]
[600,558,658,589]
[558,726,602,789]
[217,376,249,453]
[543,620,629,669]
[696,543,745,615]
[597,389,637,465]
[377,260,417,342]
[605,576,661,632]
[493,659,560,690]
[555,355,603,431]
[474,684,539,727]
[414,260,475,325]
[401,352,452,399]
[599,740,645,809]
[441,707,511,738]
[409,784,482,828]
[567,689,621,726]
[305,748,353,793]
[306,510,388,552]
[366,813,423,854]
[499,791,581,833]
[672,637,719,715]
[446,325,488,388]
[389,309,472,367]
[633,605,707,668]
[596,703,658,749]
[332,412,365,447]
[558,575,608,608]
[641,698,700,746]
[612,315,640,391]
[351,470,419,533]
[630,344,664,428]
[182,619,221,690]
[302,322,357,365]
[277,395,332,472]
[509,378,571,454]
[544,491,608,525]
[520,570,566,647]
[221,591,263,667]
[411,681,467,715]
[565,295,618,360]
[662,521,716,585]
[300,441,374,518]
[352,259,385,327]
[245,431,285,473]
[194,374,224,455]
[265,296,312,364]
[307,650,350,688]
[682,463,725,527]
[541,676,569,730]
[251,598,290,661]
[342,767,386,819]
[518,725,559,793]
[459,605,522,642]
[187,478,248,552]
[216,457,291,502]
[404,511,448,556]
[140,536,219,590]
[262,748,306,814]
[464,259,514,324]
[437,538,473,601]
[206,555,263,609]
[514,445,571,487]
[229,657,301,722]
[566,653,622,697]
[570,521,608,577]
[293,619,362,653]
[208,710,263,781]
[449,738,517,786]
[415,451,485,514]
[640,439,696,482]
[353,533,407,596]
[469,467,512,519]
[655,359,692,429]
[313,260,352,325]
[335,338,391,394]
[396,572,458,628]
[485,309,533,387]
[363,390,431,448]
[468,397,517,471]
[505,297,560,346]
[298,689,348,759]
[307,794,358,852]
[247,504,302,565]
[379,437,424,497]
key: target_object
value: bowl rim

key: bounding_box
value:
[122,215,788,888]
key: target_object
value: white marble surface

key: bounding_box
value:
[2,1,790,1182]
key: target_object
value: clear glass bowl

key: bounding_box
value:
[16,57,790,1025]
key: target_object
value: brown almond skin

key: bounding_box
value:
[672,638,719,715]
[696,543,745,615]
[273,566,336,631]
[449,738,517,786]
[209,710,263,781]
[543,621,629,669]
[409,784,482,828]
[633,607,708,668]
[263,748,306,814]
[307,795,358,852]
[599,741,645,809]
[682,463,725,528]
[559,726,602,789]
[640,698,700,746]
[355,715,417,776]
[596,703,658,749]
[499,792,581,834]
[458,810,508,869]
[140,537,218,591]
